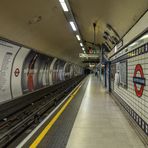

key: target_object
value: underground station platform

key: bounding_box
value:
[3,75,146,148]
[0,1,148,148]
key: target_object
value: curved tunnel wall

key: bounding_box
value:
[106,12,148,135]
[0,39,83,104]
[110,36,148,135]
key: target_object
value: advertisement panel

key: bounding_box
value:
[21,51,54,94]
[11,47,30,98]
[0,40,20,102]
[49,58,57,85]
[0,39,83,104]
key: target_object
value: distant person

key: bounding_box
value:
[95,70,98,77]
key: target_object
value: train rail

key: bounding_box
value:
[0,75,85,147]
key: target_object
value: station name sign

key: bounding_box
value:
[79,53,99,59]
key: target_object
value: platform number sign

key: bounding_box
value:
[133,64,145,97]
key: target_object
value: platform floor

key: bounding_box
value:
[66,75,145,148]
[17,75,146,148]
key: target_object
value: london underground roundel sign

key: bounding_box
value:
[133,64,145,97]
[14,68,20,77]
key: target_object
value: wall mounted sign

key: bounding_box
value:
[14,68,20,77]
[133,64,145,97]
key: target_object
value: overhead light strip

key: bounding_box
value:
[140,33,148,40]
[76,35,81,41]
[59,0,69,12]
[59,0,65,2]
[59,0,85,54]
[80,43,83,47]
[69,21,77,31]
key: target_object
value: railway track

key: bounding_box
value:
[0,75,85,147]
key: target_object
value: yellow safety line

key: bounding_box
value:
[30,84,82,148]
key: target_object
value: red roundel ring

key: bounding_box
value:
[133,64,145,97]
[14,68,20,77]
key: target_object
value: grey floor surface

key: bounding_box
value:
[66,75,146,148]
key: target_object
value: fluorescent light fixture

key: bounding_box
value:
[59,0,69,12]
[89,64,95,68]
[80,43,83,47]
[129,42,136,47]
[76,35,81,41]
[140,34,148,40]
[69,21,77,31]
[82,47,85,51]
[115,46,117,52]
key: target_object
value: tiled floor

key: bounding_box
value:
[66,75,146,148]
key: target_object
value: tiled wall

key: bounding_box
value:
[112,43,148,135]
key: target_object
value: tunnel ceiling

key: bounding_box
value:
[69,0,148,50]
[0,0,147,66]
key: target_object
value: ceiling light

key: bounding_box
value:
[82,47,85,51]
[69,21,77,31]
[59,0,69,12]
[129,42,137,47]
[76,35,81,41]
[115,46,117,52]
[80,43,83,47]
[140,34,148,40]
